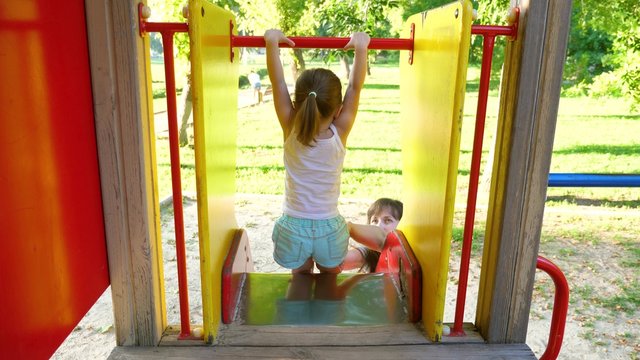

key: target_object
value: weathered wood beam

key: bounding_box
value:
[85,0,166,345]
[476,0,572,342]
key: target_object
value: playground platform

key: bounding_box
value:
[109,341,536,359]
[108,271,536,359]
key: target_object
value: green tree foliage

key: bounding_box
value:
[313,0,398,38]
[399,1,511,75]
[564,23,614,88]
[149,0,640,107]
[147,0,190,69]
[556,0,639,106]
[469,0,509,73]
[276,0,316,77]
[234,0,278,35]
[399,0,451,20]
[312,0,399,75]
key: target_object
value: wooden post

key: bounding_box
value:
[85,0,166,345]
[475,0,572,343]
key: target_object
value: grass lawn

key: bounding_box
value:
[152,61,639,207]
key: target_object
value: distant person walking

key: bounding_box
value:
[248,69,263,104]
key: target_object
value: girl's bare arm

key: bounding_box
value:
[348,222,386,252]
[264,29,296,134]
[334,32,370,144]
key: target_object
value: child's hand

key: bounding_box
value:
[344,32,370,51]
[264,29,296,47]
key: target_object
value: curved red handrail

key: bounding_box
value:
[536,256,570,360]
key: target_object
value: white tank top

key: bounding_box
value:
[283,123,345,219]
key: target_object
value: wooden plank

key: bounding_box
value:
[159,322,483,346]
[217,324,429,346]
[109,343,536,359]
[160,326,208,347]
[215,322,484,346]
[85,0,166,345]
[439,323,485,343]
[476,0,572,343]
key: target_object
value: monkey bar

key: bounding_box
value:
[231,35,414,50]
[548,173,640,187]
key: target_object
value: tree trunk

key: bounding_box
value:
[290,48,305,80]
[340,54,351,80]
[178,72,192,147]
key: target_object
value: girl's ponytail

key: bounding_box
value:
[294,94,321,146]
[292,68,342,147]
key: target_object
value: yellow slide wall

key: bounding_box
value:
[400,0,473,341]
[188,0,239,343]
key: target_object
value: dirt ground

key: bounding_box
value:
[51,194,639,359]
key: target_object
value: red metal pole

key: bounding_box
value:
[142,21,189,34]
[537,256,570,360]
[471,25,514,37]
[160,31,191,339]
[232,35,413,50]
[450,34,496,336]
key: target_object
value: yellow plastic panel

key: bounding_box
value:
[399,1,472,341]
[189,0,239,342]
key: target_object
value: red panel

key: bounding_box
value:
[0,1,109,358]
[222,229,254,324]
[376,231,422,322]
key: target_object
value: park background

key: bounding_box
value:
[55,1,638,359]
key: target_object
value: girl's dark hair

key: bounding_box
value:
[293,68,342,146]
[366,198,403,223]
[362,198,403,273]
[363,249,381,273]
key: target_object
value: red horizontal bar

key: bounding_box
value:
[140,23,515,47]
[142,21,189,34]
[471,24,515,37]
[232,35,413,50]
[139,21,516,44]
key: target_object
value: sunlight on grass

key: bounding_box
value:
[152,63,639,209]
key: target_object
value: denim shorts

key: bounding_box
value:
[272,214,349,269]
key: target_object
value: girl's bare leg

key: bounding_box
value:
[293,258,314,274]
[316,263,342,274]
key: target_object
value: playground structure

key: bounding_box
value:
[2,0,574,359]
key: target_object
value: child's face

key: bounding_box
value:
[369,208,399,235]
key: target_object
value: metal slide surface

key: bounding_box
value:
[234,273,408,326]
